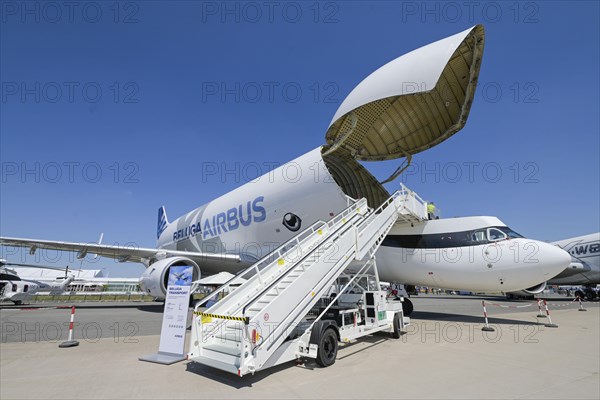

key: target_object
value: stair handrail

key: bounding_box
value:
[397,183,427,221]
[193,218,327,312]
[245,199,377,356]
[254,240,359,356]
[306,258,374,333]
[240,198,368,315]
[399,182,425,205]
[355,189,402,233]
[252,192,403,356]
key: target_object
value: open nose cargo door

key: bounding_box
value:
[321,25,485,207]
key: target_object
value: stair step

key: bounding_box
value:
[191,355,239,375]
[202,345,241,365]
[223,321,245,330]
[204,344,242,357]
[213,332,243,344]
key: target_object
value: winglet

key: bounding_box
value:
[93,233,104,260]
[157,206,169,239]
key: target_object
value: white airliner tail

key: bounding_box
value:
[157,206,169,240]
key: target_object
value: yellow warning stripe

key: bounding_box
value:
[193,312,249,324]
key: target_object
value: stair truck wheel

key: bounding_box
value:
[315,328,338,367]
[391,312,402,339]
[402,298,414,316]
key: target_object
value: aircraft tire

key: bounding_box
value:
[584,289,597,301]
[402,298,414,316]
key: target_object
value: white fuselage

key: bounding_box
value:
[0,269,39,303]
[0,282,38,302]
[0,268,75,303]
[146,149,569,294]
[377,217,570,292]
[157,148,350,271]
[548,233,600,285]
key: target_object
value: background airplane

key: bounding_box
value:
[548,233,599,300]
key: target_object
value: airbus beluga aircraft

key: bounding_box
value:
[0,26,570,312]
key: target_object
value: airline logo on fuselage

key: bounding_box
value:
[569,241,599,258]
[172,196,266,242]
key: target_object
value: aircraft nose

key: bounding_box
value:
[537,241,571,280]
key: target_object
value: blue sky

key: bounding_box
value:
[1,1,599,277]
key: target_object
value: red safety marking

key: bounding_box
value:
[544,300,551,315]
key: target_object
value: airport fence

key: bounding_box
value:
[29,292,211,303]
[31,292,156,303]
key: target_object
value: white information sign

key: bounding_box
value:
[139,265,192,365]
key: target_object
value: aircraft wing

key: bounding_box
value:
[0,236,241,267]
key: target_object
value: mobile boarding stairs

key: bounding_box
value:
[188,184,427,376]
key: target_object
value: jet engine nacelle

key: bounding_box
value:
[506,281,547,299]
[138,257,200,299]
[552,261,592,279]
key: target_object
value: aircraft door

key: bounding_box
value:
[484,228,509,287]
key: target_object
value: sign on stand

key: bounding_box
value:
[139,265,193,365]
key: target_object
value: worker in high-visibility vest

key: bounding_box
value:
[427,202,436,220]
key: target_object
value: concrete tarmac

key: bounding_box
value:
[1,302,167,343]
[0,295,588,343]
[1,296,598,399]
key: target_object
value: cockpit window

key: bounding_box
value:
[487,228,507,242]
[0,273,20,281]
[498,226,524,239]
[470,230,487,243]
[382,225,523,249]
